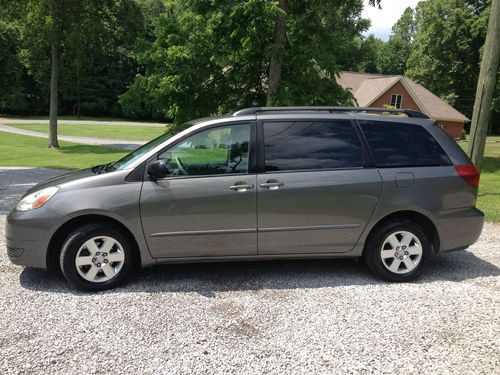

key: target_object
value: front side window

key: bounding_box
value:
[390,94,403,109]
[158,123,251,176]
[263,120,363,172]
[359,121,451,167]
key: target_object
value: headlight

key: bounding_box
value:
[17,186,59,211]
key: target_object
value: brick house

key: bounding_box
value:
[337,72,469,139]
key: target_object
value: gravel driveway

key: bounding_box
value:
[0,167,66,214]
[1,212,499,374]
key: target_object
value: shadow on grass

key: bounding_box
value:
[19,250,499,295]
[56,144,131,155]
[481,157,500,174]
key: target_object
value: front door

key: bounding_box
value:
[257,119,382,254]
[140,122,257,258]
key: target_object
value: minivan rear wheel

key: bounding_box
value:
[60,223,134,291]
[364,220,430,282]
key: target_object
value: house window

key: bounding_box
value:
[390,94,403,109]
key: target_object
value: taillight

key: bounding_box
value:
[454,165,480,187]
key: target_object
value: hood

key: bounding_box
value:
[25,168,96,195]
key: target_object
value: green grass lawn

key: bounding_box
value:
[460,140,500,222]
[0,132,126,170]
[8,124,167,141]
[1,114,166,123]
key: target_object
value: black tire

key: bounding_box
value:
[363,219,431,282]
[60,223,135,291]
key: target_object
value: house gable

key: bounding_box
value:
[368,80,421,112]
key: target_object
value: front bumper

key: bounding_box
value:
[436,207,484,253]
[6,206,66,269]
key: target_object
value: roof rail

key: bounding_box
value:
[232,106,430,119]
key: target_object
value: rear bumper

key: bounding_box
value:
[435,207,484,253]
[5,207,66,269]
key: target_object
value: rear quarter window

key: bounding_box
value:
[359,121,451,167]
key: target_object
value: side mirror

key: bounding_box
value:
[147,160,169,181]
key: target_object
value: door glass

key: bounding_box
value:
[263,120,363,171]
[359,121,451,167]
[158,123,251,176]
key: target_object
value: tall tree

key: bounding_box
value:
[337,34,384,74]
[406,0,488,117]
[11,0,143,147]
[121,0,373,126]
[378,7,416,75]
[265,0,381,105]
[48,0,62,147]
[267,0,287,105]
[0,20,29,112]
[468,0,500,168]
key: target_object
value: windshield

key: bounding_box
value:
[108,132,173,171]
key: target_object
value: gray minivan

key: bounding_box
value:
[6,107,484,291]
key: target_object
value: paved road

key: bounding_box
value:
[0,124,145,151]
[0,167,66,214]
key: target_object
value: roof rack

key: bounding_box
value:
[232,106,430,119]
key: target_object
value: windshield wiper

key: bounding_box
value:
[92,163,113,174]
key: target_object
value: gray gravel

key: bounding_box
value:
[0,213,499,374]
[0,167,66,214]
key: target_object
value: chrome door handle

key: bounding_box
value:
[259,180,284,190]
[229,182,254,192]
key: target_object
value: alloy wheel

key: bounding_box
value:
[380,231,423,274]
[75,236,125,283]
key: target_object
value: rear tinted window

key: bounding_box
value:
[263,120,363,171]
[359,121,451,167]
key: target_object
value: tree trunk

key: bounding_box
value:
[468,0,500,169]
[76,64,81,119]
[49,40,60,148]
[266,0,287,106]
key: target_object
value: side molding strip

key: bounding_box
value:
[150,224,361,237]
[150,228,256,237]
[259,224,361,232]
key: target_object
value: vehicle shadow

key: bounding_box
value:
[19,250,500,295]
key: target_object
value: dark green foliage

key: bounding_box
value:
[0,21,29,112]
[0,0,143,117]
[340,34,385,74]
[1,0,382,122]
[378,7,416,75]
[406,0,484,116]
[119,0,370,126]
[405,0,499,118]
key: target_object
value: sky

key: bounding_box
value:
[362,0,421,41]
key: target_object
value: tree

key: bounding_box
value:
[336,34,385,74]
[48,0,62,147]
[378,7,416,75]
[265,0,381,105]
[0,20,29,112]
[121,0,375,127]
[16,0,143,147]
[468,0,500,169]
[267,0,287,105]
[58,1,142,118]
[405,0,488,117]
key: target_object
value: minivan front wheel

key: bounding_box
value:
[364,220,430,282]
[60,223,134,291]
